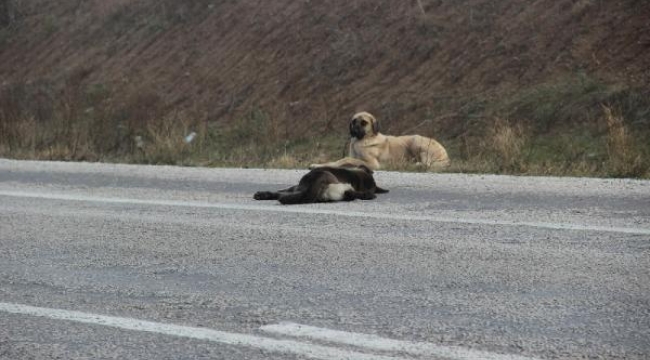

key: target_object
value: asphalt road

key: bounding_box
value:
[0,159,649,360]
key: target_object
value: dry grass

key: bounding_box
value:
[486,117,528,172]
[1,107,647,178]
[602,104,645,177]
[1,78,648,178]
[141,114,194,164]
[267,153,302,169]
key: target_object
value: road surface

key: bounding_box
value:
[1,159,649,359]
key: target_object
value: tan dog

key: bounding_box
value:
[311,112,450,170]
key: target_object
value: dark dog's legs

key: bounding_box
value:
[253,191,280,200]
[343,190,377,201]
[278,192,309,205]
[254,186,299,201]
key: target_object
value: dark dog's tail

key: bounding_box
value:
[375,187,389,194]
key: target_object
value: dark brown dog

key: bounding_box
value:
[254,165,388,205]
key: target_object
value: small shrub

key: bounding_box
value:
[485,117,528,172]
[142,114,194,165]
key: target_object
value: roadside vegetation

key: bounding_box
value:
[1,74,648,178]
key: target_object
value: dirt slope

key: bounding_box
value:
[1,0,649,138]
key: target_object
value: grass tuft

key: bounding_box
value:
[602,104,647,178]
[486,117,528,173]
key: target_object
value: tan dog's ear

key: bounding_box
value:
[372,117,380,134]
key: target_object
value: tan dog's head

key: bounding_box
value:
[349,112,379,140]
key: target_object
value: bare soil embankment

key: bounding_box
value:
[1,0,649,176]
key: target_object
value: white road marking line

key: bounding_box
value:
[260,322,541,360]
[0,302,403,360]
[1,190,649,235]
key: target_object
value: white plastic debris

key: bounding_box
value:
[184,132,197,144]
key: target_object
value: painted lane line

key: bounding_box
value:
[1,190,649,235]
[0,302,404,360]
[260,322,541,360]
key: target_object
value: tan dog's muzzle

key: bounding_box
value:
[349,119,366,140]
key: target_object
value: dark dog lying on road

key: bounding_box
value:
[254,166,388,205]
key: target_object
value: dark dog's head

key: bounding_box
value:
[349,112,379,140]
